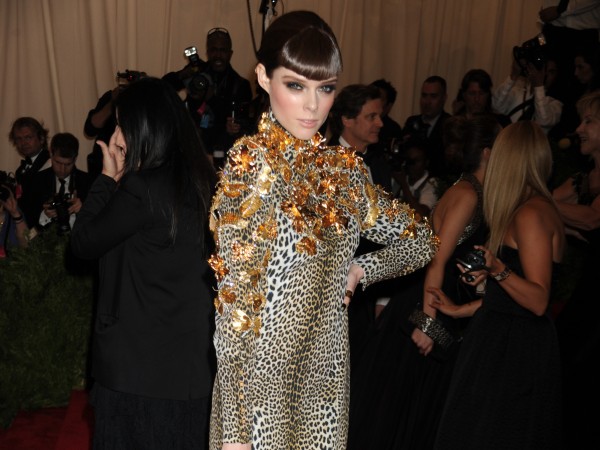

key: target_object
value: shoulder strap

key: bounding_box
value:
[507,97,534,118]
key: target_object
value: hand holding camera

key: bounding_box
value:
[455,248,490,283]
[42,191,73,234]
[513,33,546,77]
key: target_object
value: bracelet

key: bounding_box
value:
[491,266,511,282]
[408,309,456,349]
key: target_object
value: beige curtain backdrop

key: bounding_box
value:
[0,0,542,172]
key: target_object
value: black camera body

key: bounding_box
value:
[188,72,213,98]
[50,192,72,234]
[0,171,17,202]
[116,69,146,85]
[456,249,488,272]
[513,33,547,74]
[183,46,212,100]
[385,138,405,171]
[403,116,430,142]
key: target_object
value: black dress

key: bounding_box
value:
[554,174,600,448]
[347,174,487,450]
[434,246,563,450]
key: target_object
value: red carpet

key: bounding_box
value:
[54,389,93,450]
[0,389,92,450]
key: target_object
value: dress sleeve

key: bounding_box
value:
[209,143,272,443]
[352,178,439,288]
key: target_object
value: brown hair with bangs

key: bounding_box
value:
[257,10,342,80]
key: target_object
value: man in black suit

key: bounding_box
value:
[9,117,51,190]
[20,132,90,232]
[402,76,451,178]
[328,83,391,192]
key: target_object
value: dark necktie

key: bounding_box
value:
[58,178,66,197]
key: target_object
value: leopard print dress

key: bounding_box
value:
[208,113,439,449]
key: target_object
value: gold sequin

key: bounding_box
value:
[219,212,247,228]
[223,182,248,198]
[231,309,262,336]
[247,292,266,312]
[208,254,228,282]
[254,215,278,241]
[296,236,317,255]
[256,166,275,195]
[240,193,262,218]
[219,286,236,304]
[232,241,255,262]
[238,268,264,287]
[229,146,257,176]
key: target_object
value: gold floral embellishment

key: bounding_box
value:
[208,254,228,282]
[231,309,261,336]
[229,145,258,177]
[231,241,255,262]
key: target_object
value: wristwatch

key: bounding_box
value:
[492,266,511,282]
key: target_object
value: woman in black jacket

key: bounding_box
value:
[71,77,218,450]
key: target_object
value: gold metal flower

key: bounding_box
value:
[208,254,228,282]
[232,241,255,262]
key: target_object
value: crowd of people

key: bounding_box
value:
[1,2,599,449]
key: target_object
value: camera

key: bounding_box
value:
[183,46,212,100]
[456,249,488,272]
[116,69,146,86]
[49,192,72,234]
[188,72,213,98]
[402,116,430,142]
[456,249,488,282]
[383,138,405,171]
[513,33,547,74]
[0,171,17,202]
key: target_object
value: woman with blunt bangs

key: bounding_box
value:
[208,10,438,450]
[430,121,565,449]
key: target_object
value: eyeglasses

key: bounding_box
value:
[207,27,229,37]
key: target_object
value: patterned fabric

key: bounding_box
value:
[208,112,438,449]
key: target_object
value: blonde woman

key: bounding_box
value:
[429,120,565,449]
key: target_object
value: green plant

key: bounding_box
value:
[0,225,94,428]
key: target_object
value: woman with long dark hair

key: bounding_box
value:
[71,77,218,450]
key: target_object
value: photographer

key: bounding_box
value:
[20,133,90,234]
[164,27,252,168]
[1,172,30,257]
[84,70,146,181]
[492,41,563,134]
